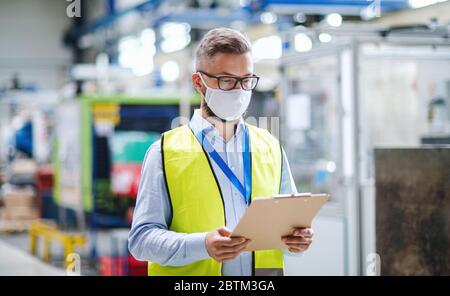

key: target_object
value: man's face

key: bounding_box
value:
[192,52,254,118]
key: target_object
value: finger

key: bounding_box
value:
[288,247,301,253]
[282,236,312,244]
[289,243,310,251]
[216,250,243,261]
[213,235,233,245]
[284,242,311,249]
[284,234,312,241]
[288,246,308,253]
[292,228,314,238]
[216,240,251,257]
[284,240,312,246]
[299,228,314,237]
[215,240,252,261]
[227,239,250,248]
[224,237,248,247]
[303,228,314,238]
[217,226,233,237]
[217,254,238,262]
[216,242,249,255]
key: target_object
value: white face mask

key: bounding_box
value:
[198,72,252,121]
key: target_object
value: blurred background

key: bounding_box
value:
[0,0,449,276]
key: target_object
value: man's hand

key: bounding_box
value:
[205,226,251,262]
[282,227,314,253]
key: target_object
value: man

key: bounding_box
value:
[128,28,314,276]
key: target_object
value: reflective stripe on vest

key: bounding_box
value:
[148,124,283,276]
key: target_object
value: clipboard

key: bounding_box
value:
[231,193,329,251]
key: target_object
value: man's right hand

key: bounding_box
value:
[205,226,250,262]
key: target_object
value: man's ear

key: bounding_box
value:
[191,73,203,94]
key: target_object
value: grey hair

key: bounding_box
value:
[195,27,252,70]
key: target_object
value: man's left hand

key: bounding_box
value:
[281,227,314,253]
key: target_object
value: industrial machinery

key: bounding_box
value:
[53,94,199,228]
[280,23,450,275]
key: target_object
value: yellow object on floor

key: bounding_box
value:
[29,220,86,267]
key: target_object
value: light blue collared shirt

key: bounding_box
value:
[128,110,300,276]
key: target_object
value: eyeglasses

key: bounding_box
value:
[198,70,260,91]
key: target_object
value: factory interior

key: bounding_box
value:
[0,0,449,277]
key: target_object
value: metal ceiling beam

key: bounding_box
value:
[255,0,409,15]
[151,8,261,29]
[65,0,162,42]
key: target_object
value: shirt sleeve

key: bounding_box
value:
[279,146,298,195]
[279,146,305,257]
[128,140,211,266]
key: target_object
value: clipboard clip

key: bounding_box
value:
[273,193,311,199]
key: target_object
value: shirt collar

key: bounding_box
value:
[189,109,246,139]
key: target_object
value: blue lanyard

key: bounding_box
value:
[191,125,252,205]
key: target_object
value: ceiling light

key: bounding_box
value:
[294,33,312,52]
[161,61,180,82]
[325,13,342,27]
[318,33,332,43]
[260,12,277,24]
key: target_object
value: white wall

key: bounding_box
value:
[0,0,72,90]
[284,215,346,276]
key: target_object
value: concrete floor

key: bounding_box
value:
[0,229,130,276]
[0,238,65,276]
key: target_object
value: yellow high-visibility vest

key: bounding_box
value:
[148,123,283,276]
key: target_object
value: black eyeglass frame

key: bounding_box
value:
[197,70,260,91]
